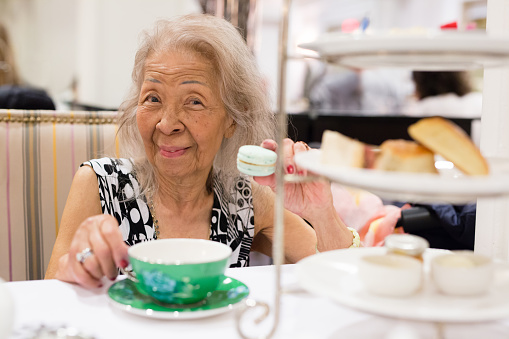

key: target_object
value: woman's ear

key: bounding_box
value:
[224,120,236,138]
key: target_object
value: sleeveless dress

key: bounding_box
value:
[81,158,255,267]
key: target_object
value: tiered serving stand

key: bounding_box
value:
[236,0,509,337]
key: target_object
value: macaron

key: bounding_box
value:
[237,145,277,176]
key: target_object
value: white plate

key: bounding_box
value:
[296,247,509,323]
[294,149,509,204]
[298,30,509,70]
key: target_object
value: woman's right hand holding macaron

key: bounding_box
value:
[252,139,334,219]
[252,138,355,251]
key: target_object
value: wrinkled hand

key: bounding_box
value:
[56,214,129,288]
[253,138,333,219]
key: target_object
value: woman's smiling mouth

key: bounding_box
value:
[159,146,189,158]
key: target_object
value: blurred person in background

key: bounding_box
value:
[0,22,55,109]
[308,66,413,115]
[402,71,482,119]
[393,71,481,250]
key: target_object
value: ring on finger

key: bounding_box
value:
[76,247,94,264]
[298,141,310,150]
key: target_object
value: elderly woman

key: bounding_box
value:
[45,14,356,288]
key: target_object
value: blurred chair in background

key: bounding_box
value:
[0,109,118,281]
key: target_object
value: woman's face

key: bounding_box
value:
[136,50,235,181]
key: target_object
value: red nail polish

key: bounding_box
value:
[287,165,295,174]
[298,171,304,176]
[120,259,128,268]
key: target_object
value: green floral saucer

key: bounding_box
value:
[108,276,249,319]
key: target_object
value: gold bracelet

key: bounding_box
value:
[315,227,361,253]
[347,227,361,248]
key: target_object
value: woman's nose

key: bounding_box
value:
[156,108,185,134]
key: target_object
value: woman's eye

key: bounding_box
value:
[189,99,203,106]
[144,94,159,103]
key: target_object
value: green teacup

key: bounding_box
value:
[122,239,232,305]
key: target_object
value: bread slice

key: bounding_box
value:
[373,139,438,174]
[321,130,365,167]
[408,117,489,175]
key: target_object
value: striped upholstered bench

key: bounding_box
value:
[0,109,118,281]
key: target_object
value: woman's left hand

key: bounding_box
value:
[253,138,333,219]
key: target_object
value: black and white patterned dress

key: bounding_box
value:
[82,158,255,267]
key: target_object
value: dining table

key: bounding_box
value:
[5,263,509,339]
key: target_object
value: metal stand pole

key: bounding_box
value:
[236,0,291,338]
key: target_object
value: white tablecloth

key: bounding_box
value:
[5,265,509,339]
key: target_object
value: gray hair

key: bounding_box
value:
[117,14,276,200]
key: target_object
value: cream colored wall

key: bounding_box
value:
[74,0,200,109]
